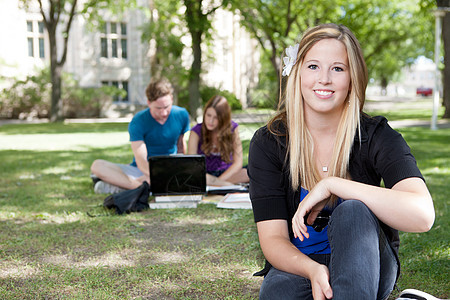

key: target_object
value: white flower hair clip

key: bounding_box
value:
[282,43,299,76]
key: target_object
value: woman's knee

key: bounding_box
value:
[329,200,378,234]
[332,200,373,220]
[260,268,312,300]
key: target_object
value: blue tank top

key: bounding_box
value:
[291,187,342,255]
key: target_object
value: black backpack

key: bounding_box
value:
[103,181,150,215]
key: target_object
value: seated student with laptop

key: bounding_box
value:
[187,95,249,186]
[90,78,190,194]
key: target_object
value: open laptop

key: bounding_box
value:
[149,154,207,196]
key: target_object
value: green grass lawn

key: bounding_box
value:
[365,97,445,121]
[0,105,448,299]
[392,127,449,299]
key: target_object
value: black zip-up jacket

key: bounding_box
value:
[248,114,424,277]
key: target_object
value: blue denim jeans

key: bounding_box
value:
[259,200,398,300]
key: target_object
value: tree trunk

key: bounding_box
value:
[40,0,77,122]
[50,64,63,122]
[189,30,203,121]
[442,12,450,118]
[380,77,388,96]
[185,0,204,121]
[48,26,64,122]
[270,49,281,109]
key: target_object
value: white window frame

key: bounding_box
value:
[27,20,46,59]
[100,22,127,59]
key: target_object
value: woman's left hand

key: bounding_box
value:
[292,179,332,241]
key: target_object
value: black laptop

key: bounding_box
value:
[149,155,207,196]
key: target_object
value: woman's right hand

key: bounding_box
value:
[206,174,232,186]
[309,263,333,300]
[292,179,331,241]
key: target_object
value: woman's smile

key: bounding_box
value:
[314,89,334,98]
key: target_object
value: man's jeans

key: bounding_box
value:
[259,200,398,300]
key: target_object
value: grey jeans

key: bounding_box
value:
[259,200,398,300]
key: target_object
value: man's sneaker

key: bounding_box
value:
[94,181,126,194]
[90,174,101,186]
[396,289,441,300]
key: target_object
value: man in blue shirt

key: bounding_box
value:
[91,78,190,194]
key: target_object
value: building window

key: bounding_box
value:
[121,39,127,59]
[111,39,118,58]
[27,20,46,58]
[101,38,107,57]
[28,38,34,57]
[102,81,129,102]
[27,21,33,32]
[38,21,44,33]
[100,22,127,59]
[38,38,45,58]
[111,22,117,34]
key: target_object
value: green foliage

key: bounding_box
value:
[18,0,138,122]
[248,50,280,109]
[229,0,436,104]
[81,0,138,31]
[142,0,189,88]
[144,0,231,118]
[200,86,242,110]
[228,0,342,107]
[0,68,125,119]
[184,0,231,120]
[178,84,242,113]
[0,68,51,119]
[62,73,126,118]
[339,0,435,86]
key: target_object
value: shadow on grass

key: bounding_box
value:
[0,203,263,299]
[0,142,264,298]
[0,123,448,298]
[0,145,132,212]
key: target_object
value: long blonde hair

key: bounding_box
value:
[268,24,368,196]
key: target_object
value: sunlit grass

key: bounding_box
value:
[0,104,448,298]
[365,98,445,121]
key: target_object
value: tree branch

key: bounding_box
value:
[59,0,78,66]
[37,0,48,25]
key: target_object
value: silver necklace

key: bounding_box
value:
[314,139,331,173]
[317,156,328,172]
